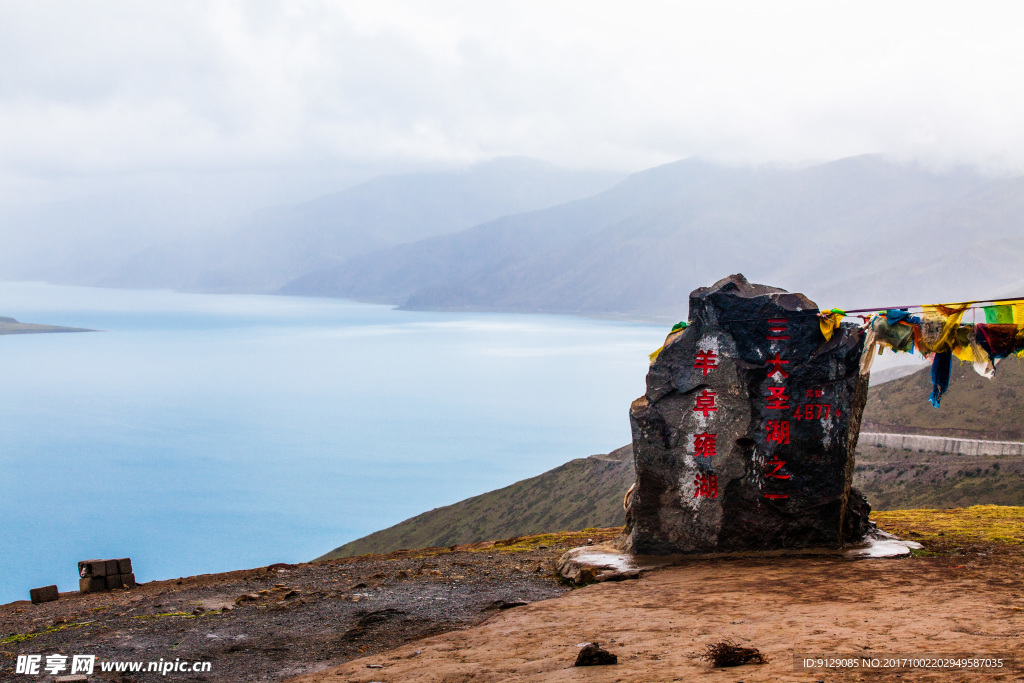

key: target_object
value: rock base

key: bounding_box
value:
[557,530,922,586]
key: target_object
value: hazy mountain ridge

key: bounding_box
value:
[5,154,1021,315]
[284,156,1019,317]
[171,157,624,293]
[0,158,623,294]
[281,158,748,303]
[807,172,1024,305]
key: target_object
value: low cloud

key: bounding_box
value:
[3,0,1024,201]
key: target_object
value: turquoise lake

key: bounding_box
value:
[0,283,665,604]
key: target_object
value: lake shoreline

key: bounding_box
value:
[0,282,660,606]
[0,316,96,335]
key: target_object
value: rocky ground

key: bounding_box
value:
[0,530,620,682]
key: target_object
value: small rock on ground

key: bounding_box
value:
[575,642,618,666]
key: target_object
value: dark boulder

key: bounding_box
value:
[624,274,870,553]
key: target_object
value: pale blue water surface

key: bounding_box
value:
[0,283,665,604]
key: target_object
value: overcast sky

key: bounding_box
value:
[3,1,1024,204]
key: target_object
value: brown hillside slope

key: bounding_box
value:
[856,444,1024,510]
[4,512,1022,683]
[862,354,1023,439]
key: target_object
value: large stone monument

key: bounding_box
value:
[623,274,871,554]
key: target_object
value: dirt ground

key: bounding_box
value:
[5,515,1024,683]
[292,545,1024,683]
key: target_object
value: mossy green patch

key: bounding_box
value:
[873,505,1024,546]
[131,611,193,620]
[1,622,84,644]
[472,529,620,554]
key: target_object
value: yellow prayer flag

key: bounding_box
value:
[920,303,972,353]
[818,309,845,342]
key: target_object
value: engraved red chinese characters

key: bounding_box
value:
[766,318,790,341]
[693,389,718,416]
[693,432,717,457]
[765,419,790,444]
[766,352,789,379]
[764,317,791,500]
[765,456,790,480]
[694,473,718,498]
[693,349,718,376]
[765,386,790,410]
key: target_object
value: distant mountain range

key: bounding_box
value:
[282,156,1024,319]
[4,155,1022,317]
[321,358,1024,558]
[0,158,623,293]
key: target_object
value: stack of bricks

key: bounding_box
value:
[78,558,135,593]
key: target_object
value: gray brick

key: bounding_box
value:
[29,585,59,604]
[117,557,132,574]
[78,559,107,578]
[122,572,136,588]
[104,559,120,576]
[105,574,124,590]
[79,577,106,593]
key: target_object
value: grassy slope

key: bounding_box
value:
[854,444,1024,510]
[862,355,1023,439]
[321,359,1024,559]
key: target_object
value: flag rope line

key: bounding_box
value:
[706,294,1024,324]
